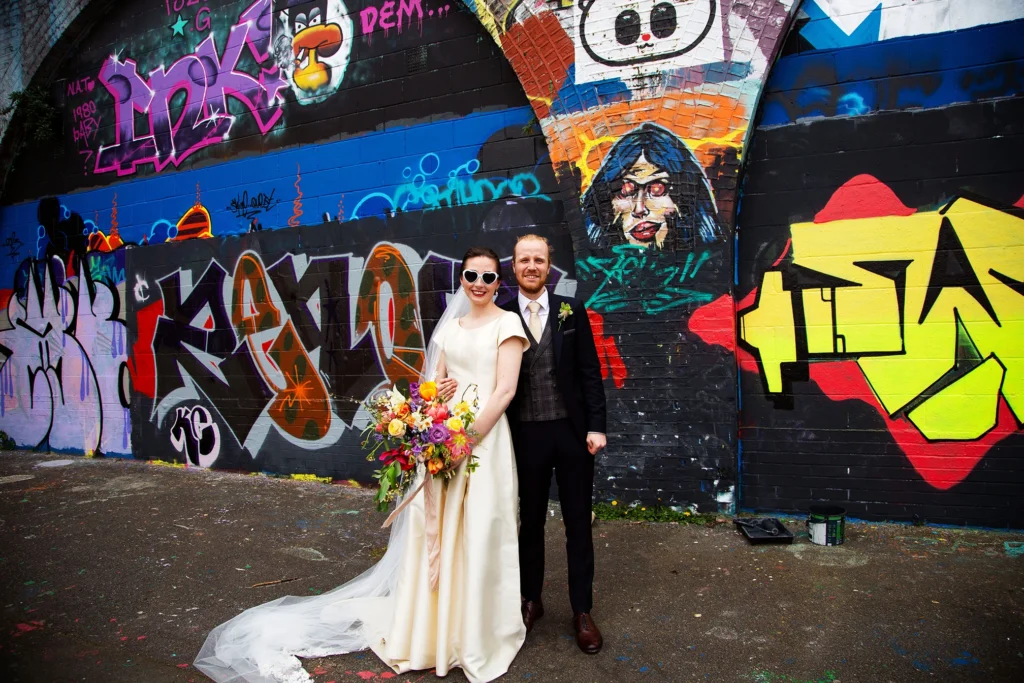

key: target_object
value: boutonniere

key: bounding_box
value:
[557,302,573,330]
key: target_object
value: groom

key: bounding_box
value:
[501,234,607,654]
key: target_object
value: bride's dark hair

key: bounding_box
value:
[460,246,501,277]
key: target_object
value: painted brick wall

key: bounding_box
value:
[465,0,796,512]
[0,0,559,467]
[736,1,1024,527]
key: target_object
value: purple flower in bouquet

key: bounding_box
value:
[409,382,420,398]
[427,423,450,445]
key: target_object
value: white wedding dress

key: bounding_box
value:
[194,294,529,683]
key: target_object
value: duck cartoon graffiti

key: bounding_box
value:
[275,0,353,103]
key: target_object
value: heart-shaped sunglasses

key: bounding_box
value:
[462,270,499,285]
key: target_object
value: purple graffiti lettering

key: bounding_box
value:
[94,0,285,177]
[147,55,233,173]
[94,58,157,176]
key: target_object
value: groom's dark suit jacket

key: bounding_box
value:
[500,294,607,442]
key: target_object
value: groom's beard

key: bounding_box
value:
[517,276,547,296]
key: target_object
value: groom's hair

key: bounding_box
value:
[460,246,501,276]
[513,234,553,259]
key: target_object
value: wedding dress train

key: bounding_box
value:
[194,298,528,683]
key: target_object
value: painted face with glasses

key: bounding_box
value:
[461,255,502,305]
[610,152,678,248]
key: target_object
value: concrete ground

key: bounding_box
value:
[1,452,1022,683]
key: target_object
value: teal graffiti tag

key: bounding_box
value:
[351,153,549,219]
[85,253,125,286]
[577,244,715,315]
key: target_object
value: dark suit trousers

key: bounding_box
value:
[516,419,595,614]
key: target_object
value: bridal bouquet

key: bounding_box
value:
[362,381,480,512]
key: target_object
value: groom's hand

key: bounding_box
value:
[586,432,606,456]
[437,378,459,402]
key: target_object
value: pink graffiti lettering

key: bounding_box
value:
[66,77,95,97]
[95,0,286,176]
[166,0,209,14]
[360,0,424,35]
[196,6,211,31]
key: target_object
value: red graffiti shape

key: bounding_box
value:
[587,309,626,389]
[687,293,735,351]
[814,174,917,223]
[808,361,1019,490]
[690,291,758,374]
[501,12,573,120]
[13,620,44,636]
[128,300,163,399]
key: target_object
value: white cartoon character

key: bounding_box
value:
[274,0,354,104]
[574,0,725,84]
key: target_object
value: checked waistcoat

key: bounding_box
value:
[517,316,568,422]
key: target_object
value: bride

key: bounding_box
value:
[195,246,531,683]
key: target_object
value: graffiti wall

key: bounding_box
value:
[449,0,797,511]
[0,0,557,458]
[731,0,1024,526]
[127,197,573,475]
[11,0,1018,524]
[1,0,799,512]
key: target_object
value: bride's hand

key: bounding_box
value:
[437,378,459,402]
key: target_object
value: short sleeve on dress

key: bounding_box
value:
[496,312,530,352]
[429,320,449,351]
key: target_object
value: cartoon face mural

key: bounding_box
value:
[578,0,717,67]
[572,0,727,84]
[582,123,721,250]
[274,0,353,103]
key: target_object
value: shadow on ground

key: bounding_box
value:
[1,452,1022,682]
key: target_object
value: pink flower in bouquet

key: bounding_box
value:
[425,403,449,422]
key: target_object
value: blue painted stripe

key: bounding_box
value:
[0,106,537,285]
[760,18,1024,126]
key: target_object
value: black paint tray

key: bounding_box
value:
[734,517,794,544]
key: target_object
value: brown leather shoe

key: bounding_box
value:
[521,600,544,633]
[573,612,603,654]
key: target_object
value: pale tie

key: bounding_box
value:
[527,301,543,340]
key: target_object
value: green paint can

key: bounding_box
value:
[807,505,846,546]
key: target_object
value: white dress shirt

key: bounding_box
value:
[518,288,550,333]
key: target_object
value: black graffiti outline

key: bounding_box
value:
[3,235,23,263]
[227,189,280,220]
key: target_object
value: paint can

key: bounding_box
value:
[807,505,846,546]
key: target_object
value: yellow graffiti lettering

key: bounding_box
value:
[740,196,1024,442]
